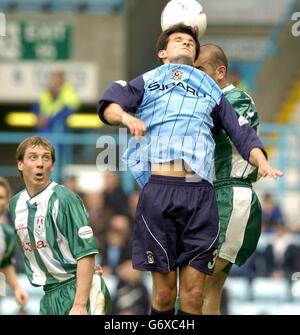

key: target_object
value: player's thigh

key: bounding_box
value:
[204,257,229,297]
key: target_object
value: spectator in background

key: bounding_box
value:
[101,214,132,275]
[34,71,80,134]
[0,176,28,308]
[82,191,112,248]
[228,68,249,92]
[261,193,284,232]
[263,223,300,280]
[112,259,150,315]
[103,172,129,215]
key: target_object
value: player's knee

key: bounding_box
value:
[154,286,177,308]
[180,287,204,308]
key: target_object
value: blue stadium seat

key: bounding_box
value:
[0,0,125,12]
[228,300,278,315]
[0,0,18,11]
[224,277,251,301]
[50,0,84,12]
[251,277,291,301]
[85,0,125,12]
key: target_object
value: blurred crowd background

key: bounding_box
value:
[1,0,300,315]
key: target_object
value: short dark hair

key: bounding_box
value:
[201,44,228,70]
[156,24,200,62]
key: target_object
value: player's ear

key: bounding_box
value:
[216,65,226,81]
[158,49,167,60]
[17,160,24,172]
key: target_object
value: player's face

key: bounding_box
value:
[195,52,218,81]
[18,145,54,196]
[0,185,9,215]
[159,32,196,65]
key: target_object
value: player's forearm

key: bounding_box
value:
[72,255,95,310]
[249,147,268,167]
[1,265,21,292]
[103,103,128,125]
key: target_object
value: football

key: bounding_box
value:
[161,0,207,38]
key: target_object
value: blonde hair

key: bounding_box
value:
[16,136,55,163]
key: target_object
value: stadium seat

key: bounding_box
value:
[86,0,125,12]
[276,303,300,315]
[228,300,278,315]
[224,277,251,301]
[291,279,300,300]
[50,0,84,12]
[0,0,18,11]
[12,0,49,12]
[251,277,291,301]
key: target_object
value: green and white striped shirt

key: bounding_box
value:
[0,223,16,268]
[213,84,260,182]
[8,181,98,287]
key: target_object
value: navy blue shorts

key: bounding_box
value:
[133,175,220,275]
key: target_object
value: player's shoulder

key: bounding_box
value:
[53,183,78,198]
[1,222,15,236]
[52,184,83,206]
[9,189,26,211]
[224,85,254,102]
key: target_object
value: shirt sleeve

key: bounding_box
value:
[97,76,145,125]
[0,225,17,268]
[58,192,99,261]
[211,94,267,161]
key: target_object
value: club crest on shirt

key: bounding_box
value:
[35,215,45,235]
[146,251,155,264]
[171,68,183,81]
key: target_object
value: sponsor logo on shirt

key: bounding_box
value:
[35,215,45,235]
[16,223,27,231]
[20,240,48,252]
[148,80,205,98]
[78,226,94,239]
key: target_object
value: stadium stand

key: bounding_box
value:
[0,0,125,12]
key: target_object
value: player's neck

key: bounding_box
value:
[219,80,230,89]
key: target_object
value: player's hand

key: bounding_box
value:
[94,264,103,276]
[258,162,283,180]
[14,287,29,307]
[121,113,146,139]
[69,305,87,315]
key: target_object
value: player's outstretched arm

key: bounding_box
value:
[104,103,146,139]
[249,148,283,179]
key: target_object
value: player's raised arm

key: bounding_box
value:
[98,76,146,139]
[103,103,146,139]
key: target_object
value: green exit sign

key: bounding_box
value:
[0,21,72,60]
[22,21,72,60]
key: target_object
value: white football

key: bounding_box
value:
[161,0,207,38]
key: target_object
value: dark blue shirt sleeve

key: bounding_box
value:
[98,76,145,125]
[212,94,267,161]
